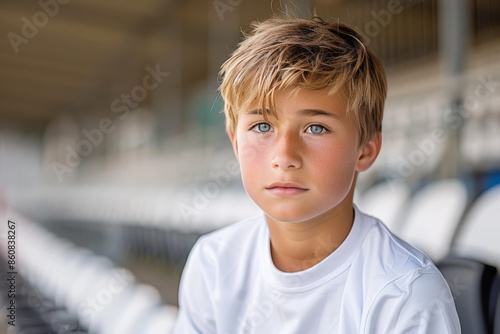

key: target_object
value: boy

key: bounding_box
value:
[174,16,460,333]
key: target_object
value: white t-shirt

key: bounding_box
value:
[174,206,461,333]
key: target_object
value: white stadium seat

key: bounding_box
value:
[356,181,410,232]
[398,179,468,261]
[453,183,500,268]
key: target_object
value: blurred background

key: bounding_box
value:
[0,0,499,333]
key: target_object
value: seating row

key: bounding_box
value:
[356,179,500,267]
[0,208,178,334]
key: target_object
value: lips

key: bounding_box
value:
[266,182,308,196]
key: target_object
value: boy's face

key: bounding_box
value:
[229,88,380,224]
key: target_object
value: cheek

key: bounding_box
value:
[236,141,263,185]
[236,135,269,165]
[312,145,359,186]
[238,141,260,165]
[236,140,266,194]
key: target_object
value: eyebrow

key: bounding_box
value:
[246,108,338,119]
[246,109,270,116]
[298,109,339,119]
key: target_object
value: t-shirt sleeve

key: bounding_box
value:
[173,238,217,334]
[363,267,461,333]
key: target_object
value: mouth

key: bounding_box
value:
[265,182,308,196]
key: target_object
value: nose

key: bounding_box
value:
[271,131,302,170]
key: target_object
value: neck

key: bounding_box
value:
[267,201,355,273]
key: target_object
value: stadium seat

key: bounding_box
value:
[453,183,500,269]
[138,305,178,334]
[65,256,116,317]
[398,179,468,261]
[437,256,500,334]
[356,181,410,232]
[91,284,161,334]
[495,290,500,334]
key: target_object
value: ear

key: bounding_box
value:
[228,131,239,161]
[355,132,382,172]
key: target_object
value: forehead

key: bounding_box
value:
[241,88,348,118]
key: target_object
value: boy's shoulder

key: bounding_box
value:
[354,208,446,295]
[357,207,436,272]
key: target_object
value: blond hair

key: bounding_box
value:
[219,16,387,145]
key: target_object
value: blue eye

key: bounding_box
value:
[308,125,326,134]
[253,123,272,133]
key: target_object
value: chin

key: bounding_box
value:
[264,208,319,224]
